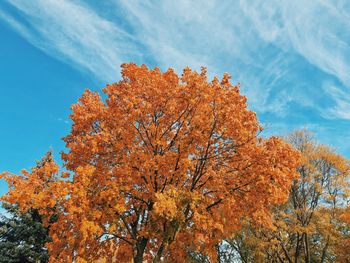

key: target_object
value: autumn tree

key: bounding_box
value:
[226,130,350,262]
[1,64,300,262]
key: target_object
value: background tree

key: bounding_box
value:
[0,203,49,263]
[335,205,350,262]
[1,64,300,262]
[226,130,350,262]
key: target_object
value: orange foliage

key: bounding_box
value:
[336,206,350,262]
[230,130,350,262]
[1,64,300,262]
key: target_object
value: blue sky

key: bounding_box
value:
[0,0,350,196]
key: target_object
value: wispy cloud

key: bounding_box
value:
[57,118,69,125]
[115,0,350,116]
[1,0,350,121]
[115,0,292,111]
[323,82,350,120]
[281,1,350,86]
[0,0,143,82]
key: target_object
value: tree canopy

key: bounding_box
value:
[1,64,300,262]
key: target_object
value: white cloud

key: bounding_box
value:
[282,0,350,86]
[1,0,350,119]
[116,0,350,116]
[1,0,141,82]
[323,82,350,120]
[116,0,287,110]
[238,0,350,87]
[57,118,69,125]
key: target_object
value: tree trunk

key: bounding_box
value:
[153,220,180,262]
[294,234,301,263]
[134,237,148,263]
[303,233,310,263]
[216,244,221,263]
[153,242,166,263]
[280,241,292,263]
[320,236,330,263]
